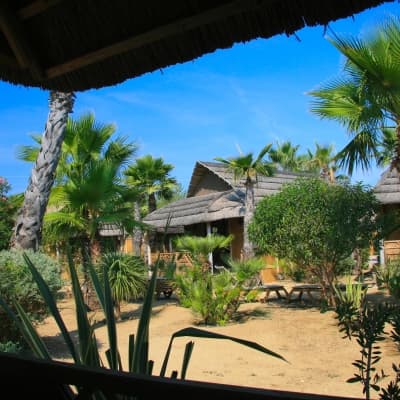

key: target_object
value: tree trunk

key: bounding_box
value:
[133,201,142,256]
[10,91,75,250]
[242,179,255,260]
[147,193,157,256]
[392,123,400,175]
[148,193,157,214]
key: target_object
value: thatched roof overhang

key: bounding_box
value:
[98,223,123,237]
[143,190,245,229]
[0,1,391,92]
[374,168,400,205]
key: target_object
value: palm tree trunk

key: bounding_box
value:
[10,91,75,250]
[148,193,157,214]
[392,123,400,174]
[133,201,142,256]
[147,193,157,257]
[243,179,255,260]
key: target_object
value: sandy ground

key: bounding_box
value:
[36,282,399,399]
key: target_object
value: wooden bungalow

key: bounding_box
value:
[143,161,309,266]
[374,167,400,262]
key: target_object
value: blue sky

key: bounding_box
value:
[0,2,399,195]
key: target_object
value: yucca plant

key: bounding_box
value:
[0,250,286,398]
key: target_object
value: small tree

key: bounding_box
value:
[248,178,384,306]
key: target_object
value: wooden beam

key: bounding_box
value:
[0,3,43,79]
[46,0,268,79]
[18,0,62,20]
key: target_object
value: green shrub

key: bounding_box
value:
[375,261,400,299]
[0,249,62,342]
[185,268,241,325]
[175,259,265,325]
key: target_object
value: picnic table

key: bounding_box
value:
[260,284,289,302]
[287,284,323,303]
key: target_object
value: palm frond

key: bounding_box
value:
[336,130,380,175]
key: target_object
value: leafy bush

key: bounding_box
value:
[249,178,384,306]
[175,265,241,325]
[175,258,265,325]
[0,249,62,342]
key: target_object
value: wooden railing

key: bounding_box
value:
[151,252,194,268]
[0,352,363,400]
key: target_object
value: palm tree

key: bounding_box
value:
[124,155,178,257]
[304,142,338,182]
[308,17,400,177]
[269,140,302,172]
[11,91,75,250]
[20,113,138,301]
[174,234,233,272]
[215,144,275,260]
[124,155,178,214]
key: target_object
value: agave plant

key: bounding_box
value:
[0,249,286,398]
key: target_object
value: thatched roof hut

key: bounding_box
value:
[374,168,400,205]
[144,161,308,230]
[0,1,391,92]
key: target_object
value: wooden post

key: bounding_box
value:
[207,222,213,274]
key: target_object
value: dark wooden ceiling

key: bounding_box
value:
[0,0,393,92]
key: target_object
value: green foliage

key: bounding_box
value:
[175,234,233,260]
[155,257,177,279]
[175,265,242,325]
[226,257,264,287]
[334,278,368,321]
[0,177,19,250]
[0,252,285,397]
[375,261,400,299]
[98,252,148,319]
[335,301,400,399]
[124,154,179,214]
[175,257,265,325]
[248,177,384,305]
[309,17,400,175]
[0,340,22,354]
[0,249,62,342]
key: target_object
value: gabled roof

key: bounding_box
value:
[0,1,390,92]
[144,161,309,229]
[374,168,400,205]
[187,160,312,198]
